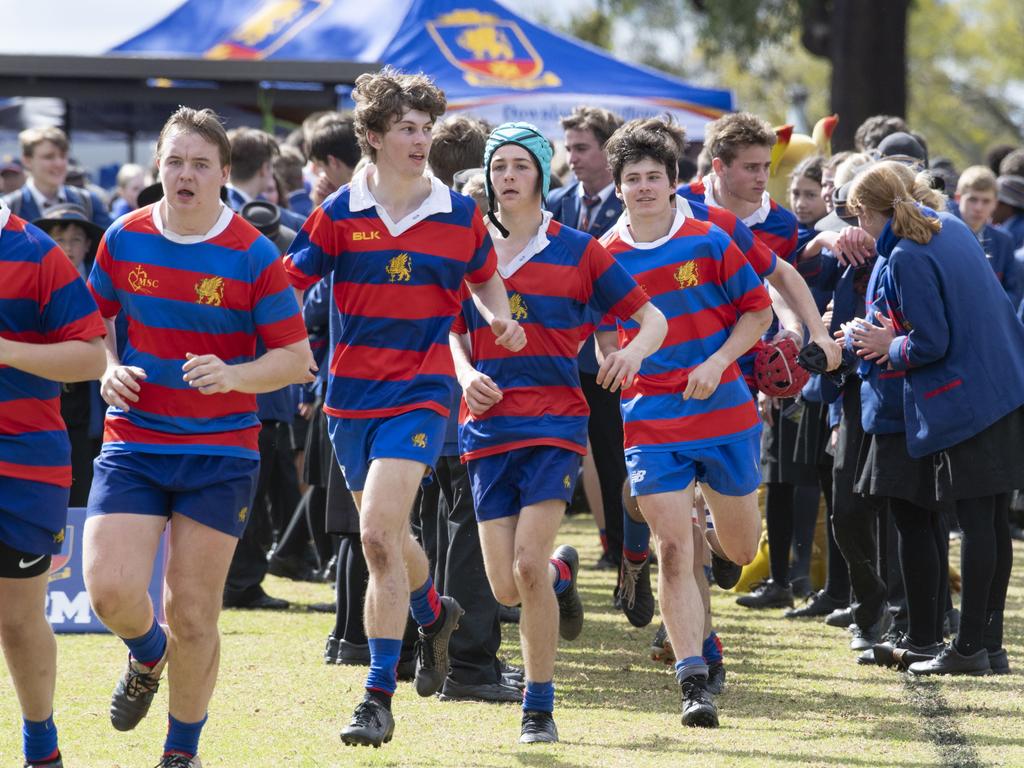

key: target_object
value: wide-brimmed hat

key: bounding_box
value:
[33,203,104,257]
[240,200,295,254]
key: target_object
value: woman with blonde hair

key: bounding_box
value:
[847,162,1024,676]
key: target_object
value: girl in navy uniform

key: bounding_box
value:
[848,162,1024,676]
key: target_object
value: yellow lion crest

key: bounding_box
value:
[195,276,225,306]
[674,261,699,289]
[457,26,514,60]
[386,253,412,283]
[510,292,528,321]
[412,433,427,448]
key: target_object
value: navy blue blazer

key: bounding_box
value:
[881,212,1024,457]
[545,182,622,239]
[3,184,112,229]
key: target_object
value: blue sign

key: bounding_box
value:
[46,507,167,634]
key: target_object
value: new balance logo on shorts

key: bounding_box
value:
[630,470,647,483]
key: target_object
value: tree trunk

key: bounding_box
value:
[828,0,909,151]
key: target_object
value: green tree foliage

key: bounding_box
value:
[527,0,1024,168]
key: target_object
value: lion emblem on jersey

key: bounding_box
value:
[386,253,412,283]
[412,433,428,448]
[674,261,699,289]
[195,276,225,306]
[510,292,528,321]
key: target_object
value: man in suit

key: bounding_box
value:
[545,106,628,577]
[2,127,112,229]
[224,127,308,233]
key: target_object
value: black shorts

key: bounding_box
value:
[933,405,1024,501]
[0,537,51,579]
[794,399,832,467]
[762,398,818,485]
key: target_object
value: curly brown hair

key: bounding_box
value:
[704,112,775,166]
[605,117,686,186]
[352,67,447,162]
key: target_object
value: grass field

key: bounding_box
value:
[2,515,1022,768]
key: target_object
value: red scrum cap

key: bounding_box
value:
[754,337,810,398]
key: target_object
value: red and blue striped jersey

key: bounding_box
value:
[452,218,647,461]
[88,205,307,460]
[672,195,778,382]
[600,207,771,451]
[283,177,497,420]
[679,178,799,265]
[0,210,105,486]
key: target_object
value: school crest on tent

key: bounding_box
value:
[426,9,560,90]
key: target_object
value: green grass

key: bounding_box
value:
[2,516,1022,767]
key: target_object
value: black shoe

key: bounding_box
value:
[988,648,1010,675]
[888,638,944,671]
[856,626,899,666]
[594,550,618,570]
[650,622,674,665]
[680,676,718,728]
[552,545,584,641]
[338,639,371,666]
[498,604,521,624]
[711,552,742,590]
[908,644,991,677]
[110,650,167,732]
[617,556,655,628]
[24,753,63,768]
[706,662,726,696]
[850,606,892,652]
[155,753,200,767]
[784,591,846,619]
[825,606,854,628]
[267,552,321,582]
[736,580,794,609]
[308,601,336,614]
[439,677,523,703]
[222,588,289,610]
[325,634,341,664]
[499,658,525,688]
[414,596,464,697]
[340,697,394,748]
[520,710,558,744]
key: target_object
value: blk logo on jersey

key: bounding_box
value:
[128,265,159,294]
[674,261,699,289]
[510,292,528,321]
[353,231,381,241]
[412,433,428,448]
[386,253,412,283]
[195,276,225,306]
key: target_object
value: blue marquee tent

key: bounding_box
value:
[111,0,733,135]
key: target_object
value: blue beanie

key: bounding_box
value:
[483,122,552,236]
